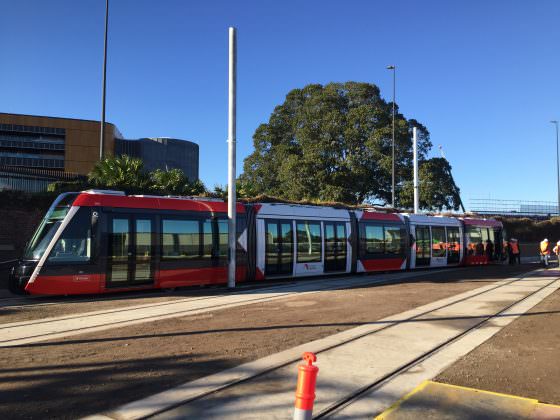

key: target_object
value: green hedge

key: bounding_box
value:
[1,188,556,243]
[0,190,59,211]
[498,217,560,242]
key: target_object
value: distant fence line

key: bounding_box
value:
[0,165,86,193]
[470,198,559,218]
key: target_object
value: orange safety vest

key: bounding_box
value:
[510,242,519,255]
[554,242,560,255]
[540,241,550,255]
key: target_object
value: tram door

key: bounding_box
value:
[324,222,347,272]
[265,220,293,276]
[415,226,431,267]
[107,215,155,287]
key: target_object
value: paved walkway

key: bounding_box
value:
[90,269,560,420]
[375,381,560,419]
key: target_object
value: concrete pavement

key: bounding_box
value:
[90,268,560,420]
[374,381,560,420]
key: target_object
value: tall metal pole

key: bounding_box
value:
[99,0,109,160]
[552,120,560,216]
[413,127,419,213]
[227,27,237,289]
[387,65,396,207]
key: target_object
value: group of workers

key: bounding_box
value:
[467,238,520,263]
[465,237,560,267]
[539,238,560,267]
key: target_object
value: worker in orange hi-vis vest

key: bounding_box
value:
[553,240,560,267]
[510,238,521,265]
[540,238,550,267]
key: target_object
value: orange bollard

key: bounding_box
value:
[294,352,319,420]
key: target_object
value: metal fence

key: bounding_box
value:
[0,165,85,193]
[470,198,559,217]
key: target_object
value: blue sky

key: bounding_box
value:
[2,0,560,209]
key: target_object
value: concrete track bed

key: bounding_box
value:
[0,266,530,419]
[435,269,560,405]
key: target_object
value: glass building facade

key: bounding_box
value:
[0,114,199,192]
[0,123,66,170]
[115,137,199,182]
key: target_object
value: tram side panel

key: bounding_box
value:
[354,211,408,273]
[405,214,463,269]
[253,203,353,280]
[25,205,104,295]
[462,218,504,265]
[23,193,249,295]
[155,210,248,289]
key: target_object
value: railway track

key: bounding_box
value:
[317,272,559,418]
[95,268,558,420]
[0,275,326,310]
[0,268,457,347]
[0,287,213,309]
[0,270,413,310]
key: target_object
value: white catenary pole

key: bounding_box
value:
[99,0,109,159]
[413,127,419,213]
[227,27,237,289]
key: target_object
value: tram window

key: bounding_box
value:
[416,226,431,260]
[488,229,495,244]
[136,219,152,257]
[218,219,228,258]
[481,228,489,243]
[447,227,461,263]
[296,221,321,263]
[47,209,91,263]
[467,227,482,256]
[202,220,213,260]
[364,224,384,254]
[385,226,403,255]
[431,227,446,258]
[162,219,200,259]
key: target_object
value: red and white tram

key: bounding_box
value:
[9,190,504,295]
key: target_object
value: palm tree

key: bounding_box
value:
[88,155,149,189]
[151,168,207,195]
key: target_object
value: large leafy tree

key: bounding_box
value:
[398,158,462,211]
[241,82,456,207]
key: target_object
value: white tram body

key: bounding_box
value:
[406,214,464,269]
[254,203,352,279]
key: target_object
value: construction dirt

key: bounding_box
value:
[0,265,534,419]
[435,271,560,405]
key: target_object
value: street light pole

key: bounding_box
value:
[99,0,109,160]
[227,27,237,289]
[551,120,560,216]
[413,127,419,213]
[387,65,396,208]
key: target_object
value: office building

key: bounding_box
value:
[0,113,199,191]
